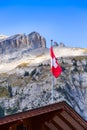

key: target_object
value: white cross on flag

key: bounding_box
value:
[50,46,62,78]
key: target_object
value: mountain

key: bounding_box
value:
[0,32,87,121]
[0,34,8,40]
[0,47,87,73]
[0,32,46,54]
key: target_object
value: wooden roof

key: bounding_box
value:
[0,101,87,130]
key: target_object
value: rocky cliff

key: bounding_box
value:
[0,46,87,121]
[0,32,87,121]
[0,32,46,54]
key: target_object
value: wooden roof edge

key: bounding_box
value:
[63,102,87,129]
[0,101,65,125]
[0,101,87,128]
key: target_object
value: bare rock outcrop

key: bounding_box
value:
[0,32,46,54]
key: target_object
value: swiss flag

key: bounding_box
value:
[50,46,62,78]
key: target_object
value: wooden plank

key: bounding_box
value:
[45,122,59,130]
[53,115,72,130]
[60,111,85,130]
[57,113,76,130]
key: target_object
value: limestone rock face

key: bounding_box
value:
[27,32,46,49]
[0,55,87,121]
[59,42,65,47]
[0,39,87,121]
[0,32,46,54]
[53,42,65,47]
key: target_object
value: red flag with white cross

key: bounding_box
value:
[50,46,62,78]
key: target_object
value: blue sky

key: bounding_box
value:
[0,0,87,48]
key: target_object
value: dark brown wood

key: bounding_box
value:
[0,101,87,130]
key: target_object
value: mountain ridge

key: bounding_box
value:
[0,34,8,41]
[0,32,46,54]
[0,54,87,121]
[0,47,87,73]
[0,31,87,121]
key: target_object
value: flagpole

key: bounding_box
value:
[50,40,62,104]
[51,40,54,104]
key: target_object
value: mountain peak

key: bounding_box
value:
[0,34,9,40]
[0,32,46,54]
